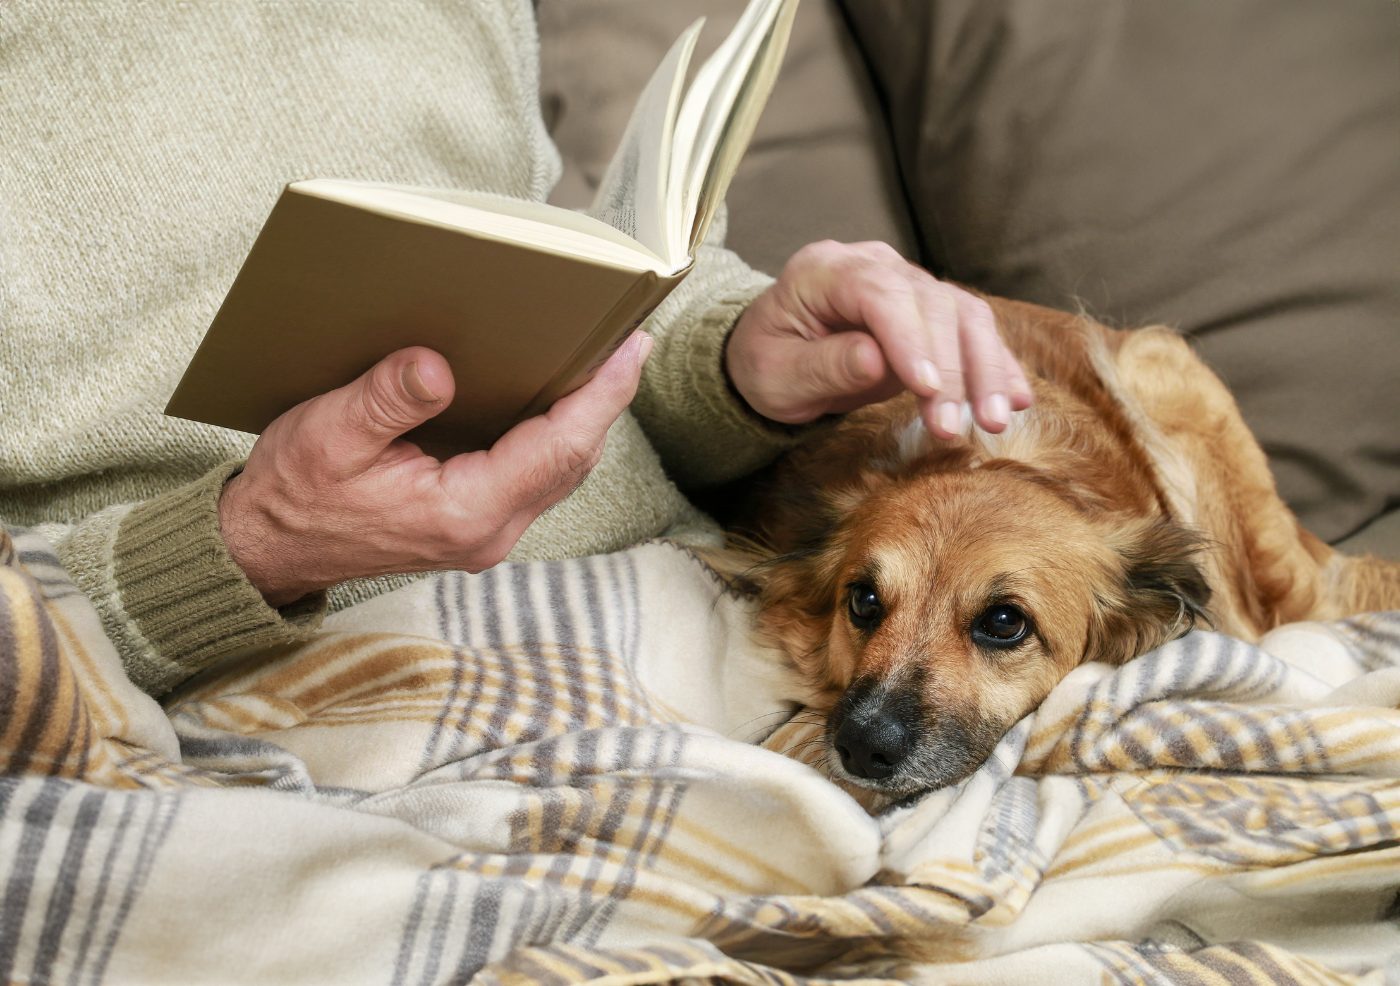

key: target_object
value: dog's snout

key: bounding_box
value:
[834,705,914,780]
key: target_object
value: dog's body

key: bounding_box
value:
[732,297,1399,796]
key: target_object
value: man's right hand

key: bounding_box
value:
[217,332,652,607]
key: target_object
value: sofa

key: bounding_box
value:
[538,0,1400,558]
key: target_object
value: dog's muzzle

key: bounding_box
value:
[830,680,919,781]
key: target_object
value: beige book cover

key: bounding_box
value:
[166,0,798,456]
[166,187,684,457]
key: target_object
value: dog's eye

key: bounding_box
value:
[972,604,1030,648]
[847,582,883,631]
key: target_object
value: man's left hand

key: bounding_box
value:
[726,240,1033,439]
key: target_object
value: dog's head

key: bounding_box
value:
[752,462,1210,796]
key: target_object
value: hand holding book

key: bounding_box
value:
[218,334,652,607]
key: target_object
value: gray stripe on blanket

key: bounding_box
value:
[1338,611,1400,671]
[0,780,180,985]
[418,572,467,770]
[976,776,1040,880]
[87,787,182,983]
[388,725,693,981]
[582,556,620,727]
[0,778,69,981]
[27,788,105,984]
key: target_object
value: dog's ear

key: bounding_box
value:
[743,488,856,685]
[1087,519,1213,665]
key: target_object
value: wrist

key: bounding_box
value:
[218,472,318,608]
[722,308,773,423]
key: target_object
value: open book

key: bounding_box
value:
[166,0,799,456]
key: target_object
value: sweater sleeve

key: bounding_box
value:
[630,237,806,489]
[44,459,326,698]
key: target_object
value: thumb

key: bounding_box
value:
[307,346,456,475]
[777,332,888,418]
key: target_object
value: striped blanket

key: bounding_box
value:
[2,523,1397,984]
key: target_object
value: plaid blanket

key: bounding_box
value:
[2,524,1397,984]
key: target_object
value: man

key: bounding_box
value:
[0,1,1027,696]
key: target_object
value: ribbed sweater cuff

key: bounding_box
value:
[639,276,809,489]
[684,288,809,443]
[112,460,326,695]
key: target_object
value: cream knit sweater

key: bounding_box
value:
[0,2,793,695]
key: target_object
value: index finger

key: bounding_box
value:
[440,331,651,516]
[820,250,947,400]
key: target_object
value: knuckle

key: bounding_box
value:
[742,364,783,407]
[909,260,943,283]
[938,366,967,399]
[862,265,912,297]
[854,240,901,265]
[516,433,600,500]
[269,432,332,486]
[357,367,414,433]
[790,238,843,272]
[745,342,778,379]
[550,432,597,479]
[967,297,998,333]
[450,522,509,574]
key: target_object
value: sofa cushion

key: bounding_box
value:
[537,0,916,275]
[841,0,1400,546]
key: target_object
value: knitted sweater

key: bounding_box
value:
[0,2,793,696]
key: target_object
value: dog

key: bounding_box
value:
[725,295,1400,797]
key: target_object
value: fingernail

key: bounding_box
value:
[915,359,942,393]
[402,361,441,403]
[634,331,654,368]
[937,400,961,436]
[984,392,1010,428]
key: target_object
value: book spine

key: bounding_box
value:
[516,267,685,422]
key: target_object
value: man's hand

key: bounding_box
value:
[726,241,1033,438]
[218,332,652,607]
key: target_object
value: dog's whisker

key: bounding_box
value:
[775,738,831,758]
[723,708,806,740]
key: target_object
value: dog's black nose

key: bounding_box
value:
[834,709,913,780]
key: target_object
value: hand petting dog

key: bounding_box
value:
[726,240,1035,438]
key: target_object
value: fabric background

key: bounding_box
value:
[834,0,1400,546]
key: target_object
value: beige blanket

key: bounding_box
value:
[1,524,1397,984]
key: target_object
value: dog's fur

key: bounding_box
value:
[727,297,1400,796]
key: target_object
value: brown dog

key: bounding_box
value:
[729,297,1399,796]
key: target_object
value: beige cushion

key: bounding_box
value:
[537,0,916,275]
[841,0,1400,546]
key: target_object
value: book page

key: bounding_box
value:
[293,180,667,271]
[668,0,798,257]
[589,19,703,271]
